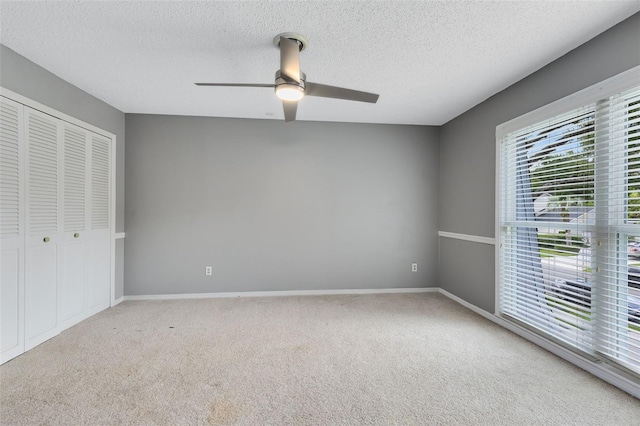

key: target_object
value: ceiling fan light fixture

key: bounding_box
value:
[275,84,304,101]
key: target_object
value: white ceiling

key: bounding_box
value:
[1,1,639,125]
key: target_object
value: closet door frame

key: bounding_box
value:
[0,87,117,310]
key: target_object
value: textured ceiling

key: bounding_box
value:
[1,1,639,125]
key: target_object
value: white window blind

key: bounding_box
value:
[498,76,640,374]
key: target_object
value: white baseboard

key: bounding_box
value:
[438,289,497,321]
[438,288,640,399]
[112,296,124,306]
[123,287,438,301]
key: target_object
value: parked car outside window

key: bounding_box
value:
[550,271,640,323]
[628,243,640,258]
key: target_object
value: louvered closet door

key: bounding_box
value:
[24,107,61,350]
[59,123,89,328]
[0,97,25,363]
[86,133,110,314]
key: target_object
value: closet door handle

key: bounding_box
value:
[43,236,50,243]
[74,233,80,238]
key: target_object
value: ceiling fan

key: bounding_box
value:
[195,33,379,122]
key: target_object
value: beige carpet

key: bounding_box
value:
[1,293,639,425]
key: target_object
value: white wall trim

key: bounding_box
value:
[438,288,640,399]
[112,296,124,306]
[438,288,496,321]
[114,232,125,239]
[124,287,438,301]
[438,231,495,245]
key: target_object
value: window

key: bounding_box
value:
[498,68,640,375]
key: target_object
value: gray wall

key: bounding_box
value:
[0,45,126,299]
[125,115,439,295]
[438,12,640,312]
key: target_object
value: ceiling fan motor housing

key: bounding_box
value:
[275,70,306,88]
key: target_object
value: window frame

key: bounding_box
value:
[495,65,640,372]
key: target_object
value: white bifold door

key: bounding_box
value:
[86,133,111,316]
[60,123,88,330]
[58,125,111,329]
[1,96,112,363]
[24,107,61,350]
[0,97,25,361]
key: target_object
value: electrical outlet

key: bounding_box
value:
[205,266,212,276]
[412,263,418,272]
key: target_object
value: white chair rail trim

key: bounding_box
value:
[438,231,495,245]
